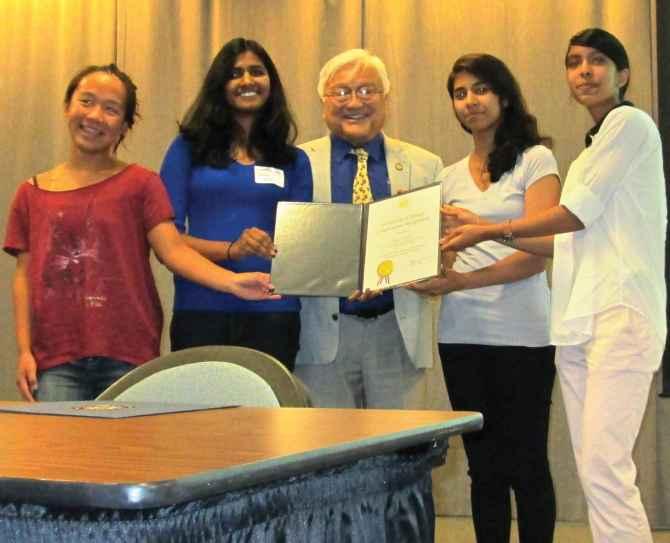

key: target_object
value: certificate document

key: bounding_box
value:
[272,183,441,296]
[360,183,441,291]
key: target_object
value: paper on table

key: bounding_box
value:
[0,401,236,418]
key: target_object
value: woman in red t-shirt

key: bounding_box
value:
[3,64,279,402]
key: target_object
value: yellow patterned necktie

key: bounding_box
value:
[352,148,373,204]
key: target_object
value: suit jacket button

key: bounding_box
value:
[332,314,338,321]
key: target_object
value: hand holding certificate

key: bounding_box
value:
[271,183,442,296]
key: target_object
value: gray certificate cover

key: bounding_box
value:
[272,203,364,297]
[272,184,441,297]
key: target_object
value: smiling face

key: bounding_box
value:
[224,51,271,116]
[65,71,128,156]
[451,71,504,136]
[322,62,386,146]
[565,45,629,121]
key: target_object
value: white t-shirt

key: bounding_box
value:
[551,106,667,346]
[438,145,558,346]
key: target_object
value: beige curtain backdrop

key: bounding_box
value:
[0,0,666,527]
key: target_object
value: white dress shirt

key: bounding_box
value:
[551,106,667,346]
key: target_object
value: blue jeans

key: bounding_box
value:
[36,357,135,401]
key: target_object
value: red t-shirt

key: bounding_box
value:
[3,164,174,370]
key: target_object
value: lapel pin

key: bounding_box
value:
[395,163,404,171]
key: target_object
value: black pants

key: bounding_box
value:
[439,343,556,543]
[170,311,300,372]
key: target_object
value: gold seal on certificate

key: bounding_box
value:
[272,183,442,297]
[377,260,394,286]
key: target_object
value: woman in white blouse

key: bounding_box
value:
[444,28,666,543]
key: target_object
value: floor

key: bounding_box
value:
[435,516,670,542]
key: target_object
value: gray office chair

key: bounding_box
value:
[97,345,312,407]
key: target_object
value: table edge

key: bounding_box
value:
[0,413,482,510]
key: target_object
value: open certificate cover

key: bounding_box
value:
[271,183,441,297]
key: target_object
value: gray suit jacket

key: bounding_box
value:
[296,135,444,368]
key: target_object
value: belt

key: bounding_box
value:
[344,306,393,319]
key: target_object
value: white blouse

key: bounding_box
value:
[552,106,667,346]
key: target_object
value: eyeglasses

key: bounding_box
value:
[324,85,383,103]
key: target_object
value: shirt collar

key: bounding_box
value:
[584,100,634,148]
[330,133,385,162]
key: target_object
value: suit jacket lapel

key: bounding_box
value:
[301,137,332,203]
[384,136,411,195]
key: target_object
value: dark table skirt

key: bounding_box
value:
[0,444,447,543]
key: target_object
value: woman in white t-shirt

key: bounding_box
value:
[410,53,560,543]
[444,29,666,543]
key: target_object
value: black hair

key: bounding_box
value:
[447,54,551,183]
[179,37,297,167]
[566,28,630,99]
[64,64,139,149]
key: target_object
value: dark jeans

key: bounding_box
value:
[170,311,300,372]
[36,357,135,401]
[439,343,556,543]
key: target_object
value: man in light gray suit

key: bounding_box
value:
[294,49,444,408]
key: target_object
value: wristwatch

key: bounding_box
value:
[500,219,514,244]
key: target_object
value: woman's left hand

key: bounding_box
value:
[442,204,481,230]
[230,228,276,260]
[441,224,489,251]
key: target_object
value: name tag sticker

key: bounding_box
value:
[254,166,285,188]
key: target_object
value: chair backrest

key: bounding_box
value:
[97,346,312,407]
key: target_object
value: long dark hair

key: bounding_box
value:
[179,38,297,167]
[64,63,139,150]
[447,54,551,183]
[566,28,630,100]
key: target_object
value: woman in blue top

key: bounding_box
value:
[160,38,312,371]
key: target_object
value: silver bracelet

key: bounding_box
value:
[498,219,515,246]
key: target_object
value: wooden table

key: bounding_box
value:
[0,405,482,541]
